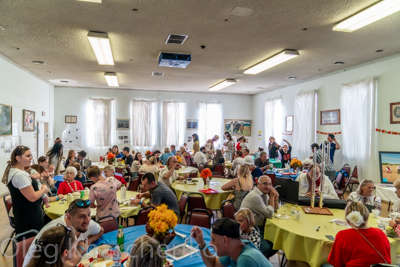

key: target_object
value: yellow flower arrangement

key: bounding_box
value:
[148,204,178,236]
[176,156,183,163]
[290,158,302,168]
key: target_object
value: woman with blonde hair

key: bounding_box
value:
[64,150,76,169]
[327,201,390,266]
[180,146,192,166]
[139,156,160,175]
[221,164,254,210]
[26,225,77,267]
[235,208,260,248]
[347,179,382,211]
[160,147,174,165]
[129,235,171,267]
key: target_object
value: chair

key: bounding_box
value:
[220,199,235,220]
[82,181,93,189]
[189,170,198,178]
[265,172,276,186]
[212,172,224,178]
[128,178,139,192]
[187,193,214,220]
[198,163,205,173]
[186,208,212,228]
[348,166,360,192]
[116,167,125,174]
[190,162,198,168]
[96,215,119,234]
[3,193,15,256]
[133,206,155,226]
[214,164,224,176]
[178,192,189,223]
[13,229,38,267]
[333,172,345,199]
[137,173,144,192]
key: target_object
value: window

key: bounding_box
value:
[264,98,283,154]
[162,101,186,147]
[131,100,156,147]
[87,98,114,147]
[199,102,223,148]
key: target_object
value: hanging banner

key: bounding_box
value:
[317,131,342,135]
[375,128,400,135]
[282,132,293,135]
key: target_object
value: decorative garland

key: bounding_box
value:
[282,132,293,135]
[376,128,400,135]
[317,131,342,135]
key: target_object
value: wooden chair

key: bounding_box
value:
[186,208,212,228]
[128,178,139,192]
[96,215,119,234]
[220,199,235,220]
[333,172,345,199]
[178,192,189,223]
[348,166,360,192]
[3,193,15,256]
[133,206,154,226]
[13,229,38,267]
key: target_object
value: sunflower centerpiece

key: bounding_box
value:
[146,204,178,245]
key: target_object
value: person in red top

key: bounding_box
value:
[327,201,391,267]
[103,165,127,187]
[57,166,84,195]
[236,136,243,151]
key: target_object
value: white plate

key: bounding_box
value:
[275,214,289,219]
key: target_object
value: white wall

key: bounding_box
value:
[53,87,253,160]
[0,55,54,195]
[252,53,400,183]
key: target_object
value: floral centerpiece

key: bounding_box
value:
[107,153,115,165]
[200,168,212,182]
[146,204,178,245]
[290,158,302,170]
[145,150,152,159]
[176,156,183,164]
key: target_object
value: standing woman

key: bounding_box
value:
[224,132,235,161]
[47,142,64,175]
[1,146,48,240]
[64,150,76,169]
[192,133,200,154]
[131,152,143,178]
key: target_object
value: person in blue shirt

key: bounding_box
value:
[160,147,174,165]
[191,217,272,267]
[170,145,177,156]
[320,134,341,163]
[112,145,123,159]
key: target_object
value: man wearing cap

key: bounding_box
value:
[74,150,92,172]
[205,135,219,160]
[321,134,341,163]
[191,218,272,267]
[240,175,279,258]
[243,155,263,181]
[23,199,104,266]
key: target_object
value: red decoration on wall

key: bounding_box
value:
[375,128,400,135]
[282,132,293,135]
[317,131,342,135]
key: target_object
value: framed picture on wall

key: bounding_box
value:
[224,119,252,136]
[116,118,130,130]
[390,102,400,124]
[285,115,294,132]
[186,119,198,130]
[23,109,35,132]
[320,109,340,125]
[65,115,77,124]
[0,103,12,136]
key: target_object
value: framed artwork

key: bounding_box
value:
[390,102,400,124]
[116,118,130,130]
[224,119,252,136]
[186,119,198,130]
[320,109,340,125]
[65,115,77,124]
[379,151,400,184]
[0,103,12,136]
[23,109,35,132]
[285,115,294,132]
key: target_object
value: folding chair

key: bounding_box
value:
[128,178,139,192]
[96,215,119,233]
[3,193,15,256]
[187,192,214,221]
[13,229,38,267]
[132,206,155,226]
[214,164,224,176]
[178,192,189,223]
[186,208,212,228]
[220,199,235,220]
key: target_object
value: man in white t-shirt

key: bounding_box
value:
[23,199,104,267]
[193,146,211,166]
[159,156,189,187]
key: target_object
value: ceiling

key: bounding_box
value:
[0,0,399,94]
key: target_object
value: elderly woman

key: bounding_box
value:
[327,202,391,266]
[130,152,143,178]
[160,147,174,165]
[295,164,338,199]
[222,164,254,210]
[175,151,187,167]
[159,156,189,187]
[139,156,159,175]
[180,146,192,166]
[57,166,84,195]
[129,235,171,267]
[347,179,382,211]
[47,142,64,175]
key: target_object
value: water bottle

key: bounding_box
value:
[85,187,90,198]
[112,245,121,266]
[117,225,124,252]
[120,184,126,200]
[206,177,210,188]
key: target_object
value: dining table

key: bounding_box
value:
[43,190,144,220]
[176,166,200,177]
[171,178,232,210]
[265,203,400,267]
[90,224,211,267]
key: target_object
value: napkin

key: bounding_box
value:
[199,188,218,194]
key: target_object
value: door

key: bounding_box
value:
[37,122,48,158]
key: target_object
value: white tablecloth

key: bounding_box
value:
[376,185,398,203]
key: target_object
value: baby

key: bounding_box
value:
[30,164,51,208]
[48,164,55,178]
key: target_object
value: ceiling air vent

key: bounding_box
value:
[332,61,345,65]
[152,72,164,77]
[165,34,188,45]
[32,61,47,65]
[60,80,69,83]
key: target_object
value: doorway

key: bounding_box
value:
[37,121,49,159]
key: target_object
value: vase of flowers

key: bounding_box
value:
[200,168,212,188]
[290,158,302,173]
[146,204,177,245]
[107,153,115,165]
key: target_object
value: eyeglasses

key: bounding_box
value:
[260,182,272,186]
[66,200,91,214]
[57,223,73,251]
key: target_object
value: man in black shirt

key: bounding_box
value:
[117,147,134,176]
[279,139,292,166]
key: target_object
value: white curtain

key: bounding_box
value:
[131,100,156,148]
[293,90,316,160]
[162,101,186,147]
[264,98,283,153]
[87,98,114,147]
[340,78,376,179]
[199,102,223,148]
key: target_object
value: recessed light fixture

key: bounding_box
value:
[152,72,164,77]
[32,61,47,65]
[333,0,400,32]
[104,72,119,87]
[209,79,236,92]
[285,77,297,80]
[331,61,345,65]
[244,49,299,75]
[376,49,384,52]
[87,31,114,65]
[60,80,69,83]
[77,0,102,3]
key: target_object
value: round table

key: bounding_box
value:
[44,190,142,220]
[264,203,400,267]
[171,178,232,210]
[176,166,199,177]
[90,224,211,267]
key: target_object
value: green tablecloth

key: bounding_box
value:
[44,190,142,220]
[171,178,232,210]
[265,204,400,267]
[269,158,282,168]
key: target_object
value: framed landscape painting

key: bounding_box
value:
[224,119,252,136]
[0,103,12,136]
[23,109,35,132]
[320,109,340,125]
[116,118,130,130]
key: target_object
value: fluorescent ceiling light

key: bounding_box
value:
[209,79,236,92]
[77,0,102,3]
[333,0,400,32]
[244,50,299,75]
[104,72,119,87]
[87,31,114,65]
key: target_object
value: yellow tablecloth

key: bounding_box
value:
[265,204,400,267]
[171,178,232,210]
[176,166,199,177]
[44,191,142,220]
